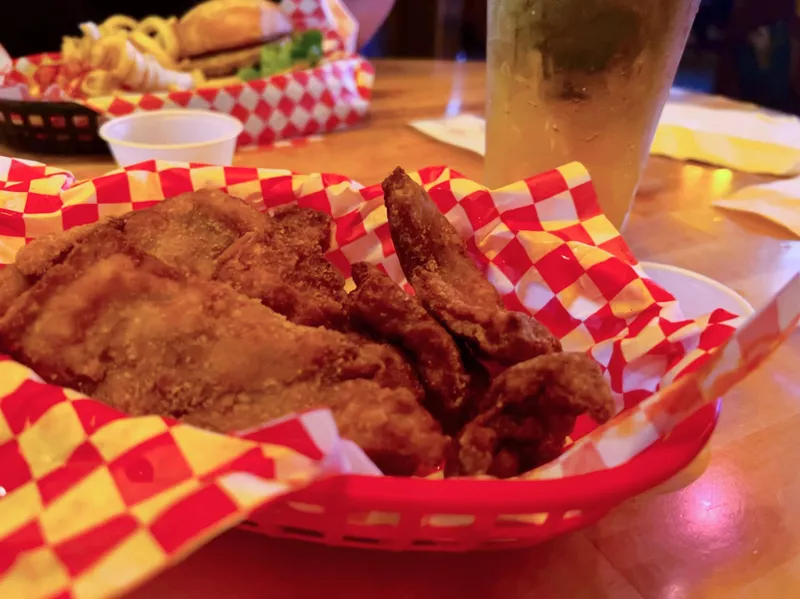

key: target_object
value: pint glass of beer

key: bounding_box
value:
[485,0,701,228]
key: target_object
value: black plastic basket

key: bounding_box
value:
[0,98,109,154]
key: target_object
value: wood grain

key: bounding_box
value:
[2,59,798,599]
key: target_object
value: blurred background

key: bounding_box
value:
[363,0,800,115]
[1,0,798,114]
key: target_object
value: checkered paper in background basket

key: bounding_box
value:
[0,0,373,147]
[0,156,798,598]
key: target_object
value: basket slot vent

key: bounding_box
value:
[496,513,550,526]
[411,539,459,547]
[341,535,381,545]
[421,514,475,528]
[279,526,324,539]
[346,511,400,526]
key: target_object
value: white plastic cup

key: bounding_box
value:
[98,109,244,167]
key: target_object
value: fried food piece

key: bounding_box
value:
[124,192,346,327]
[125,192,346,328]
[0,221,129,321]
[456,353,615,477]
[382,168,561,364]
[214,229,347,329]
[347,262,471,429]
[343,331,425,401]
[0,252,445,476]
[272,204,333,252]
[122,189,269,278]
[0,266,30,319]
[187,380,448,476]
[13,221,113,278]
[9,193,347,329]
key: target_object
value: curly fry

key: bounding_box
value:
[61,37,84,66]
[99,15,138,36]
[129,30,176,69]
[136,16,180,62]
[81,69,120,97]
[78,21,102,41]
[89,35,128,74]
[59,15,200,97]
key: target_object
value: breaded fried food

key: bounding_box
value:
[123,189,269,278]
[13,221,113,278]
[0,173,618,479]
[0,266,30,319]
[125,193,347,327]
[456,353,615,477]
[0,252,448,476]
[9,193,348,329]
[347,262,471,430]
[215,229,347,329]
[187,380,448,476]
[382,168,561,364]
[272,204,333,252]
[1,221,127,319]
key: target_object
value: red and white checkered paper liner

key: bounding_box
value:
[0,0,372,147]
[0,156,797,596]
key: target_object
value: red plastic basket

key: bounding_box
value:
[247,401,718,551]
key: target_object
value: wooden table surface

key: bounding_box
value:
[5,59,799,599]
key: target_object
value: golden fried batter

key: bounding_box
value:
[0,252,447,477]
[0,266,29,319]
[123,189,269,278]
[272,204,333,252]
[347,262,471,430]
[215,230,347,329]
[457,353,615,477]
[382,168,561,364]
[0,173,618,479]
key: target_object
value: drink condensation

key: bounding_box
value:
[485,0,701,228]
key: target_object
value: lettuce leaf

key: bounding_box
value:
[237,29,325,81]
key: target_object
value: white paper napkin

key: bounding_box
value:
[714,177,800,237]
[410,96,800,176]
[410,113,486,155]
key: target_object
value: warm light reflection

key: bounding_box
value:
[444,62,465,117]
[663,583,687,599]
[711,168,734,195]
[673,464,744,548]
[681,164,705,187]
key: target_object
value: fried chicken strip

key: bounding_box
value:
[10,193,348,329]
[214,228,347,329]
[272,204,333,252]
[13,221,109,278]
[0,252,447,476]
[122,189,270,278]
[126,192,347,328]
[187,379,447,476]
[347,262,472,429]
[382,168,561,364]
[7,189,265,287]
[456,353,615,477]
[0,266,30,319]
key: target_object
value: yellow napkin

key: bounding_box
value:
[651,103,800,176]
[714,177,800,237]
